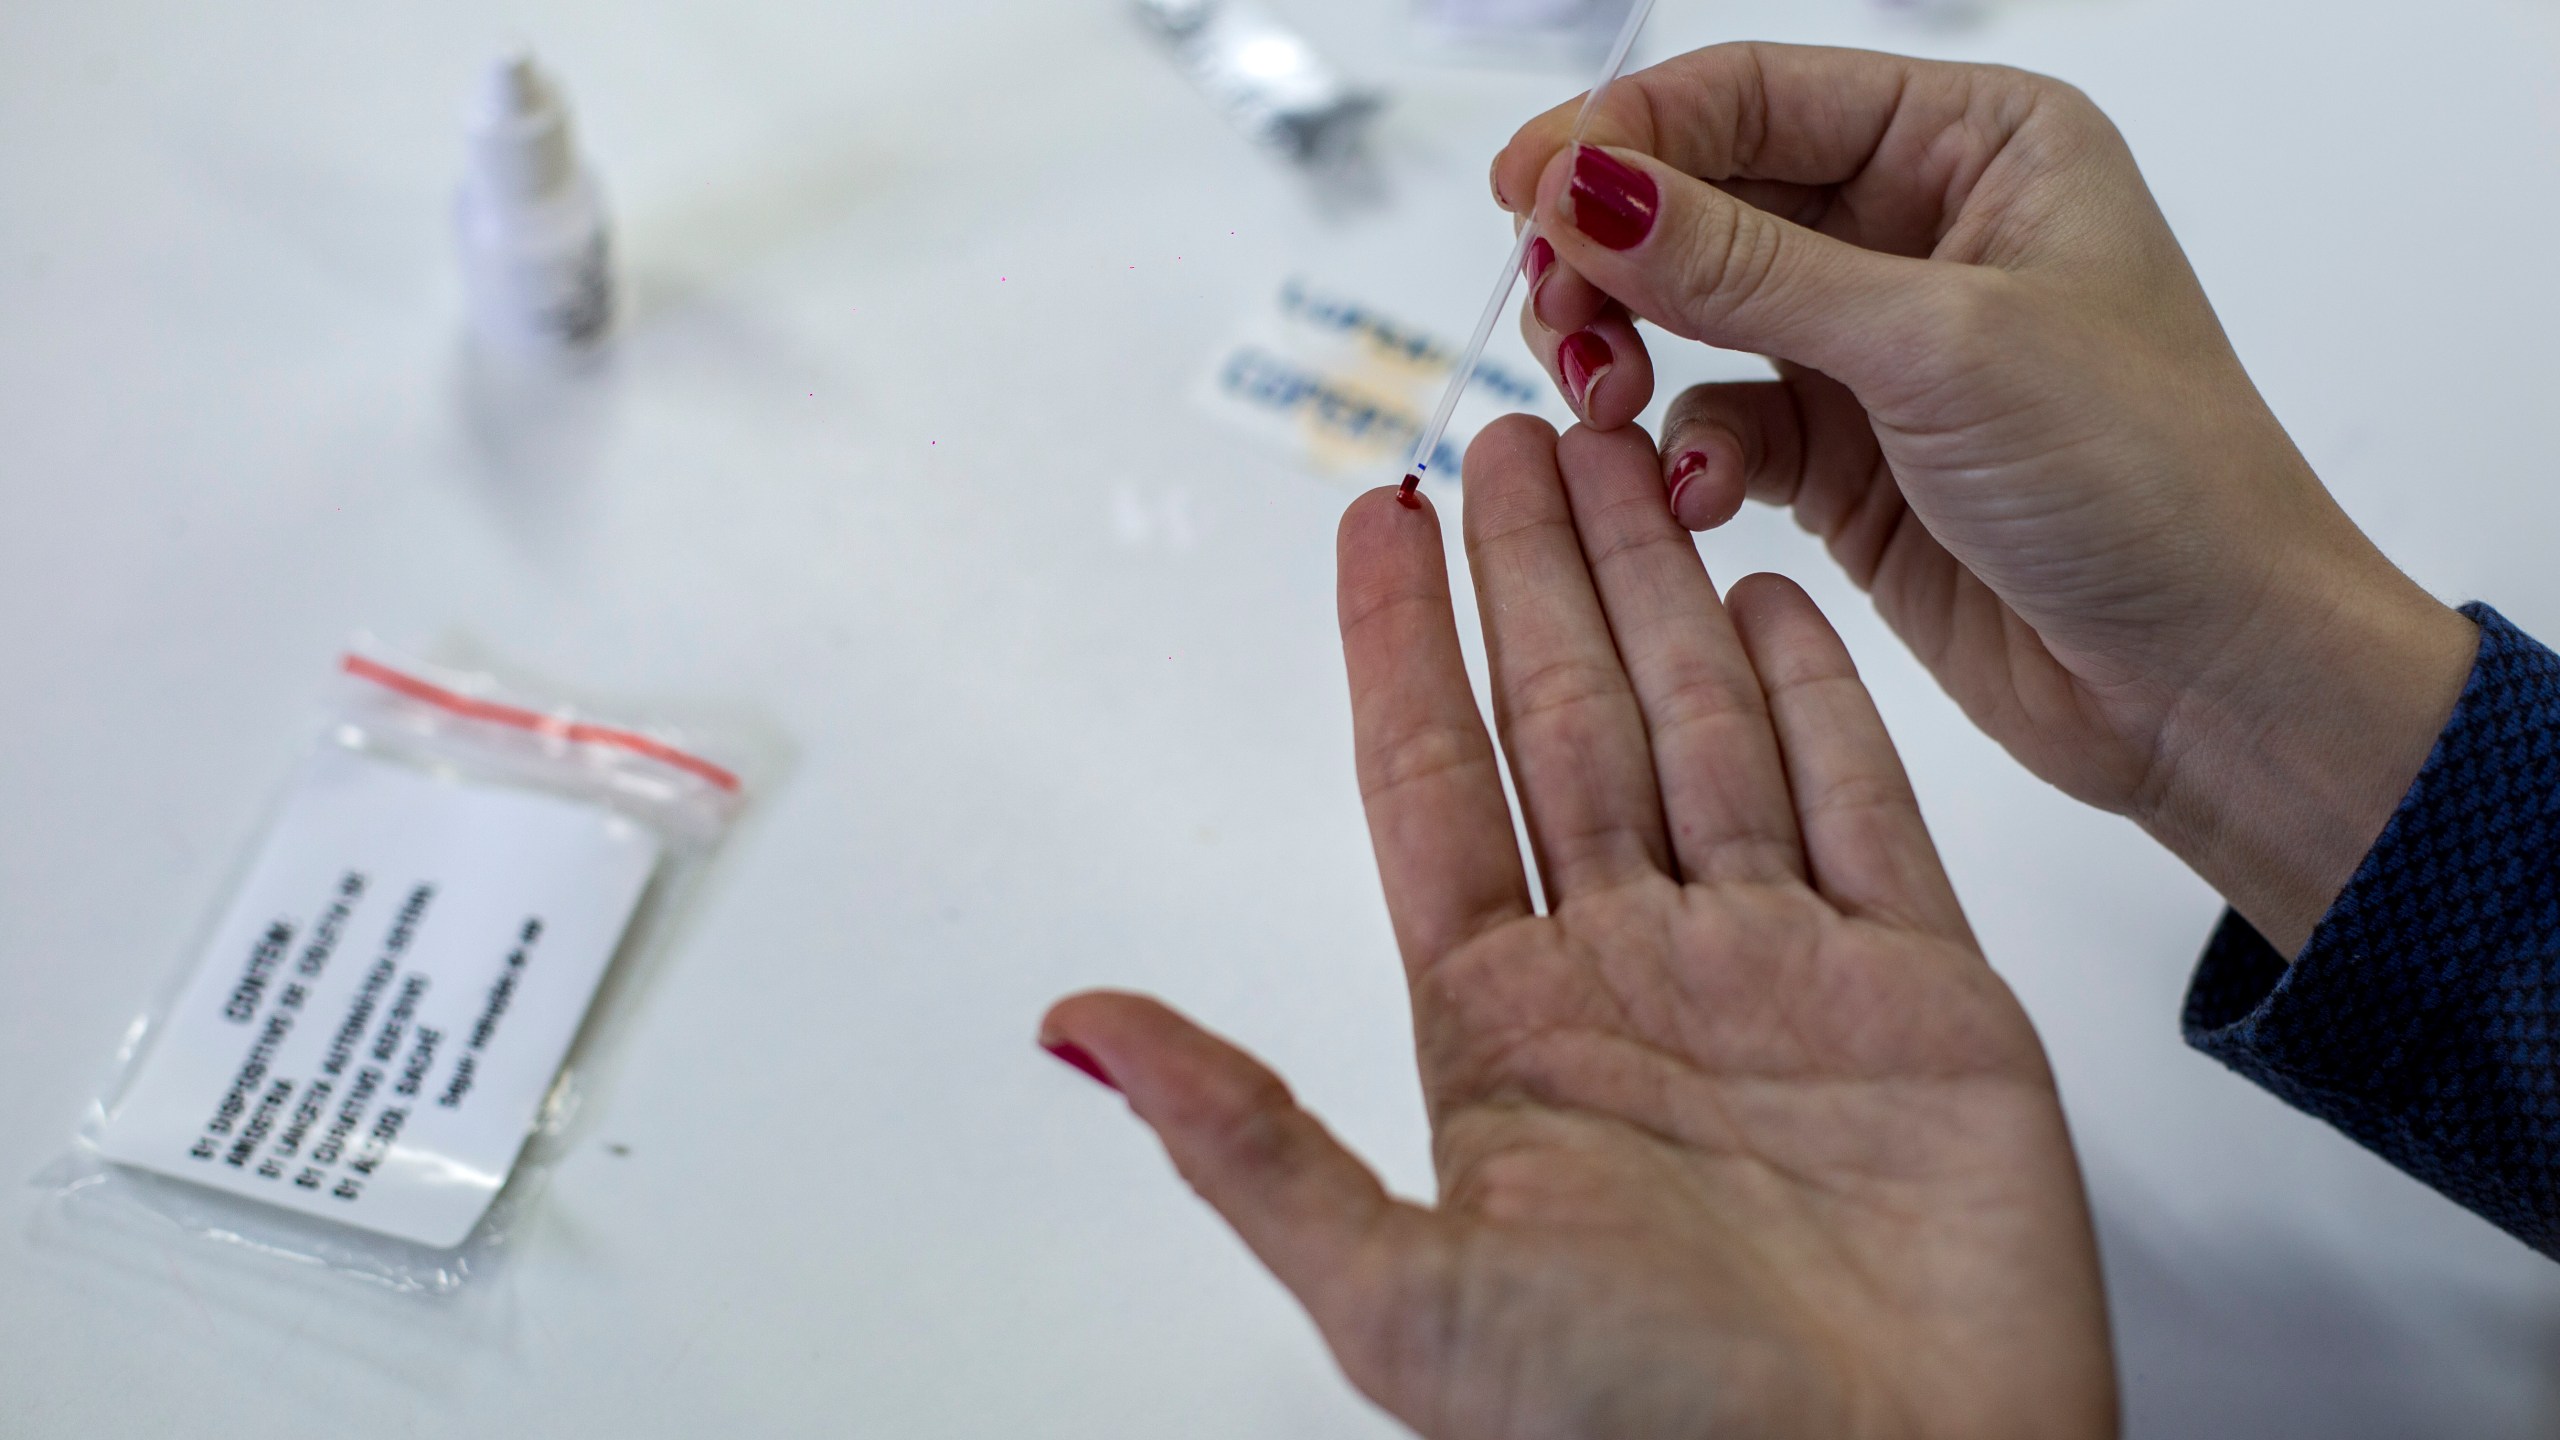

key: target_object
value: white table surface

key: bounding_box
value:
[6,0,2558,1434]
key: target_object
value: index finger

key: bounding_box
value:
[1338,489,1534,970]
[1493,42,2057,257]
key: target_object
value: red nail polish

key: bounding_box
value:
[1043,1040,1119,1092]
[1569,145,1657,251]
[1666,450,1709,517]
[1558,330,1612,414]
[1524,236,1558,326]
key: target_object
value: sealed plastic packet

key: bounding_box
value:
[1134,0,1382,163]
[37,647,750,1292]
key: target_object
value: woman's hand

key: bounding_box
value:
[1042,419,2116,1439]
[1493,44,2477,954]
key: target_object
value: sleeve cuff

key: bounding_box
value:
[2179,602,2560,1255]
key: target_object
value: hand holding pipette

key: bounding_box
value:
[1397,0,1658,506]
[1048,35,2529,1440]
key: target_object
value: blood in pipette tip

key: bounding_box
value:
[1396,474,1421,509]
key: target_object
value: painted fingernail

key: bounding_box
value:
[1666,450,1710,527]
[1558,329,1613,416]
[1526,235,1556,287]
[1568,145,1657,251]
[1043,1040,1119,1092]
[1525,236,1557,325]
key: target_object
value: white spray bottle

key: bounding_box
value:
[456,52,614,354]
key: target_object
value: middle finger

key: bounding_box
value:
[1462,415,1673,903]
[1551,423,1806,886]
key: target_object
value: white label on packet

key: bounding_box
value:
[1195,277,1566,485]
[97,744,661,1250]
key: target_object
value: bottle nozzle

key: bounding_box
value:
[478,51,553,124]
[467,50,574,202]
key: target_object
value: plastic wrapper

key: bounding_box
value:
[33,646,752,1293]
[1135,0,1382,163]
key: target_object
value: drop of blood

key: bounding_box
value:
[1396,475,1422,509]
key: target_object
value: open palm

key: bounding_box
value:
[1043,418,2116,1438]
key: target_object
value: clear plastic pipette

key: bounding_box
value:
[1399,0,1659,505]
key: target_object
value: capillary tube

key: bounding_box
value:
[1398,0,1658,507]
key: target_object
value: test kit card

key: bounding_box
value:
[98,745,662,1250]
[1196,278,1563,484]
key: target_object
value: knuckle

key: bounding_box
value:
[2001,70,2128,171]
[1671,198,1744,305]
[1336,575,1428,638]
[1466,493,1570,556]
[1648,666,1775,751]
[2029,74,2109,134]
[1661,382,1718,436]
[1970,62,2084,127]
[1184,1069,1300,1170]
[1674,200,1787,321]
[1759,649,1862,705]
[1579,501,1693,572]
[1497,652,1633,733]
[1802,768,1916,825]
[1659,390,1763,478]
[1359,723,1493,807]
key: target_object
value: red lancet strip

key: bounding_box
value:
[341,654,742,794]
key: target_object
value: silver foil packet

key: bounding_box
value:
[1136,0,1382,163]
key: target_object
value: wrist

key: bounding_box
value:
[2132,536,2477,957]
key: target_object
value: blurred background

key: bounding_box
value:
[4,0,2558,1434]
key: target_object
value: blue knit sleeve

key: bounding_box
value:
[2183,603,2560,1256]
